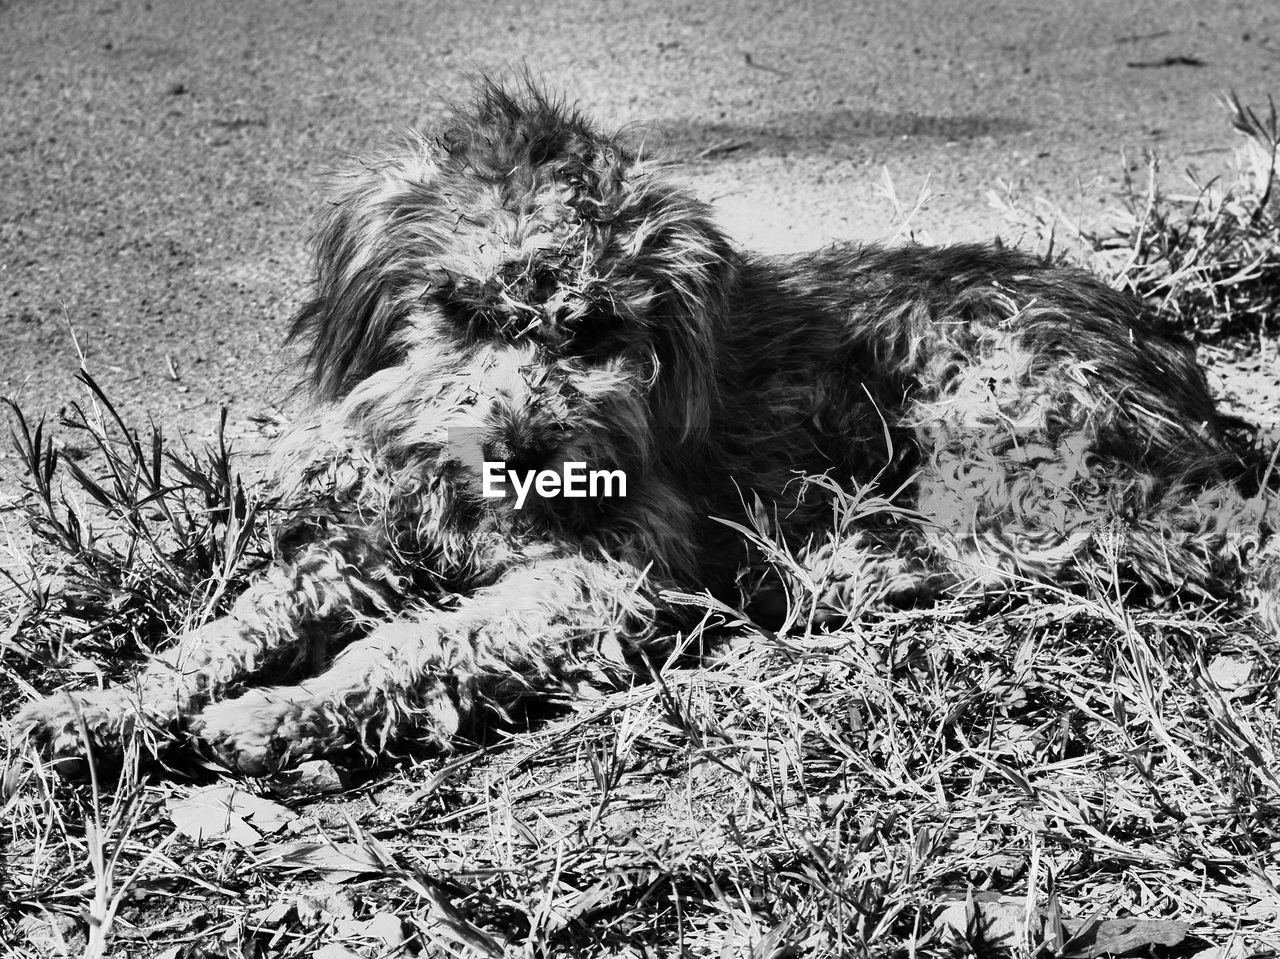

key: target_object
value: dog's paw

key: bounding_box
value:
[191,693,322,777]
[192,679,463,776]
[14,691,132,780]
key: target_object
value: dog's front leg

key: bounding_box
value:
[17,526,400,775]
[192,555,655,775]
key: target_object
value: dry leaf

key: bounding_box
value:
[296,883,356,926]
[168,785,296,847]
[289,759,350,794]
[932,891,1190,957]
[1190,942,1249,959]
[312,947,361,959]
[932,892,1031,948]
[20,913,87,958]
[256,841,384,882]
[1062,917,1190,958]
[1208,654,1254,695]
[335,913,406,947]
[250,899,294,927]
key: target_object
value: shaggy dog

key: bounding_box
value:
[18,81,1280,776]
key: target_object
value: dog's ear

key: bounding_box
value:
[600,175,740,445]
[288,144,449,402]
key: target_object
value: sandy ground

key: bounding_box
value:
[1,0,1278,482]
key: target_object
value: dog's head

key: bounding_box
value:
[290,79,736,503]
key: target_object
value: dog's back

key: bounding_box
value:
[701,239,1275,615]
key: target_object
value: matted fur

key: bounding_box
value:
[17,80,1280,776]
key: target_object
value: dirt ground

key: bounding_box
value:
[2,0,1278,480]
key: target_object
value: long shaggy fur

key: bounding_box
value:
[18,80,1280,776]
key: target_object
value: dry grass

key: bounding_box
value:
[991,93,1280,343]
[4,104,1280,959]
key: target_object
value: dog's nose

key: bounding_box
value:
[481,436,549,475]
[481,436,512,464]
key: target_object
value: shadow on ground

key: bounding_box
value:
[648,108,1033,160]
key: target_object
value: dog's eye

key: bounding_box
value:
[561,308,618,358]
[438,277,532,343]
[529,268,558,305]
[439,295,491,342]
